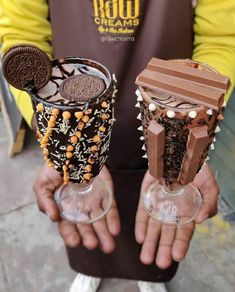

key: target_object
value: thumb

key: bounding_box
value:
[34,184,60,222]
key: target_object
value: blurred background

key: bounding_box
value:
[0,61,235,291]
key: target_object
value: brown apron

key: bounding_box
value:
[48,0,194,281]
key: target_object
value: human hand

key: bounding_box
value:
[34,163,121,253]
[135,163,219,269]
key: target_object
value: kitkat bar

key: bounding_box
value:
[178,126,210,184]
[136,69,225,110]
[147,120,165,179]
[147,58,230,91]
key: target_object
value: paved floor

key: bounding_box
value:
[1,113,235,292]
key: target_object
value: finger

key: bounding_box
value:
[195,196,218,224]
[34,186,60,222]
[135,170,156,244]
[58,220,81,248]
[77,223,99,250]
[195,185,218,223]
[91,208,115,254]
[172,221,195,262]
[156,224,176,269]
[194,164,219,223]
[106,197,121,236]
[135,205,149,244]
[140,218,161,265]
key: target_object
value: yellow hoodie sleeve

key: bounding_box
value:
[193,0,235,102]
[0,0,53,126]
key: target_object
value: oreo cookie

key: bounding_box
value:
[2,44,52,91]
[59,74,106,102]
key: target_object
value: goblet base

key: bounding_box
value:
[54,177,112,224]
[144,180,202,225]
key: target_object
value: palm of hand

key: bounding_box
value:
[135,163,219,269]
[34,164,121,253]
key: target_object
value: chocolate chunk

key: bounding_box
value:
[2,44,52,90]
[59,74,106,102]
[147,120,165,179]
[178,126,210,184]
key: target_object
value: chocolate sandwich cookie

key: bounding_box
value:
[2,44,52,91]
[59,74,106,102]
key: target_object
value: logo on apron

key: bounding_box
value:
[93,0,140,41]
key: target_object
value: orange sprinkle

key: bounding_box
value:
[78,122,84,130]
[43,148,49,155]
[75,131,81,139]
[36,103,44,112]
[75,111,83,120]
[99,125,106,132]
[91,145,98,152]
[67,145,74,152]
[82,115,90,123]
[63,111,71,120]
[52,108,60,116]
[63,165,68,171]
[88,157,95,164]
[66,152,73,159]
[70,136,78,144]
[93,135,101,143]
[50,116,56,122]
[84,165,92,172]
[101,113,109,120]
[48,121,55,128]
[83,173,92,180]
[101,101,109,108]
[41,137,49,144]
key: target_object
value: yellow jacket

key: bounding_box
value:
[0,0,235,126]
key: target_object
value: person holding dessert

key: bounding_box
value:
[0,0,235,292]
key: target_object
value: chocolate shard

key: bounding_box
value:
[147,120,165,179]
[147,58,230,91]
[179,126,210,184]
[136,69,225,110]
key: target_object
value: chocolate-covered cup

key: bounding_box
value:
[31,57,116,184]
[136,59,226,184]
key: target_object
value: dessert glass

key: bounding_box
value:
[136,60,225,225]
[30,57,116,223]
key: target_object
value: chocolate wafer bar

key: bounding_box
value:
[147,58,230,91]
[178,126,210,184]
[147,120,165,179]
[136,69,225,110]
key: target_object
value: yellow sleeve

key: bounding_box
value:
[0,0,53,126]
[193,0,235,102]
